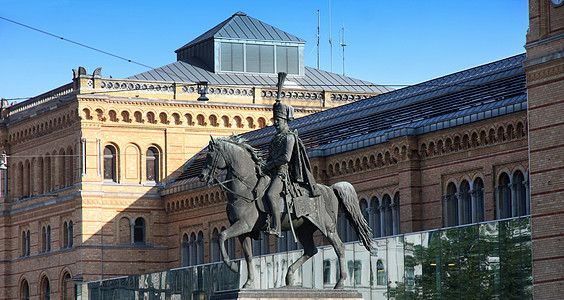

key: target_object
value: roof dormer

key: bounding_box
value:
[175,11,305,76]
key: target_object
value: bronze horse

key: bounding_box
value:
[199,135,373,289]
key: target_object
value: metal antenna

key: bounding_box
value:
[317,10,320,70]
[340,23,346,76]
[329,0,333,72]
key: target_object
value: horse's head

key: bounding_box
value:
[199,136,227,185]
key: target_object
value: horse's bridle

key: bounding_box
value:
[205,143,256,203]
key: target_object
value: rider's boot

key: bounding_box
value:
[268,207,282,237]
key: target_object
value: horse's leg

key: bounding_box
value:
[239,235,255,289]
[286,224,318,287]
[326,229,347,289]
[218,220,252,272]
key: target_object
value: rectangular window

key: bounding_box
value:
[246,44,275,74]
[276,46,299,75]
[220,42,243,72]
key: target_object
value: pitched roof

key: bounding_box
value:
[163,53,527,192]
[176,11,305,52]
[127,57,392,93]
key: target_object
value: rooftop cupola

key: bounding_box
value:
[175,11,305,76]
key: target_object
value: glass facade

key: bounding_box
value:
[85,217,531,300]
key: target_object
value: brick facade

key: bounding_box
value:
[524,0,564,298]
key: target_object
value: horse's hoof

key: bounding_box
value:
[242,281,253,289]
[333,282,344,289]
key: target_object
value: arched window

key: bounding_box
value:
[44,156,51,192]
[246,117,254,128]
[376,260,386,285]
[134,111,143,123]
[63,221,69,248]
[63,221,73,248]
[370,197,381,238]
[41,225,51,253]
[197,114,205,126]
[189,232,197,266]
[40,276,50,300]
[359,199,369,229]
[146,147,159,183]
[21,230,30,257]
[444,183,458,227]
[24,160,31,197]
[459,180,471,225]
[197,231,204,265]
[233,116,242,128]
[59,150,66,187]
[62,272,73,300]
[392,192,400,235]
[20,279,30,300]
[381,195,393,236]
[513,171,530,216]
[67,148,74,186]
[497,173,512,219]
[103,145,117,182]
[38,157,44,194]
[258,117,267,128]
[181,233,189,267]
[133,218,145,244]
[159,112,168,124]
[210,228,220,263]
[121,111,130,122]
[209,115,218,127]
[472,178,485,222]
[147,112,156,124]
[221,116,230,128]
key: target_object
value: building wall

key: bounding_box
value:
[0,70,380,298]
[163,111,530,270]
[524,0,564,297]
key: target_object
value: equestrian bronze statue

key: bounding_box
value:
[199,73,373,289]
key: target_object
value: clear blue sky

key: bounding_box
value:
[0,0,528,101]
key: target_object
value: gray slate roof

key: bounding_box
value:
[176,11,305,52]
[128,57,392,93]
[165,53,527,190]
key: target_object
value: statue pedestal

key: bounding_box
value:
[210,287,364,300]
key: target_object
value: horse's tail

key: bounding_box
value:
[332,182,374,252]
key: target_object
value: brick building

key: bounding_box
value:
[523,0,564,297]
[3,2,563,298]
[0,12,390,299]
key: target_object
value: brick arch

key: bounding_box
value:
[497,125,506,142]
[94,108,105,121]
[384,151,392,165]
[232,115,243,128]
[506,123,515,140]
[108,109,119,122]
[376,152,383,167]
[511,164,529,176]
[245,116,255,129]
[453,135,461,151]
[419,143,427,158]
[495,167,513,184]
[515,121,525,138]
[444,177,459,194]
[159,111,169,125]
[428,141,436,157]
[146,110,157,124]
[462,133,470,149]
[171,112,182,125]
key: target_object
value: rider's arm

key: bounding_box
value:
[267,134,295,170]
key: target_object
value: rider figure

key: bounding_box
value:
[257,99,320,237]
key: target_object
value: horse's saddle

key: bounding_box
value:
[254,176,323,232]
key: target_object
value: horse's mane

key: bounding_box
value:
[217,135,265,168]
